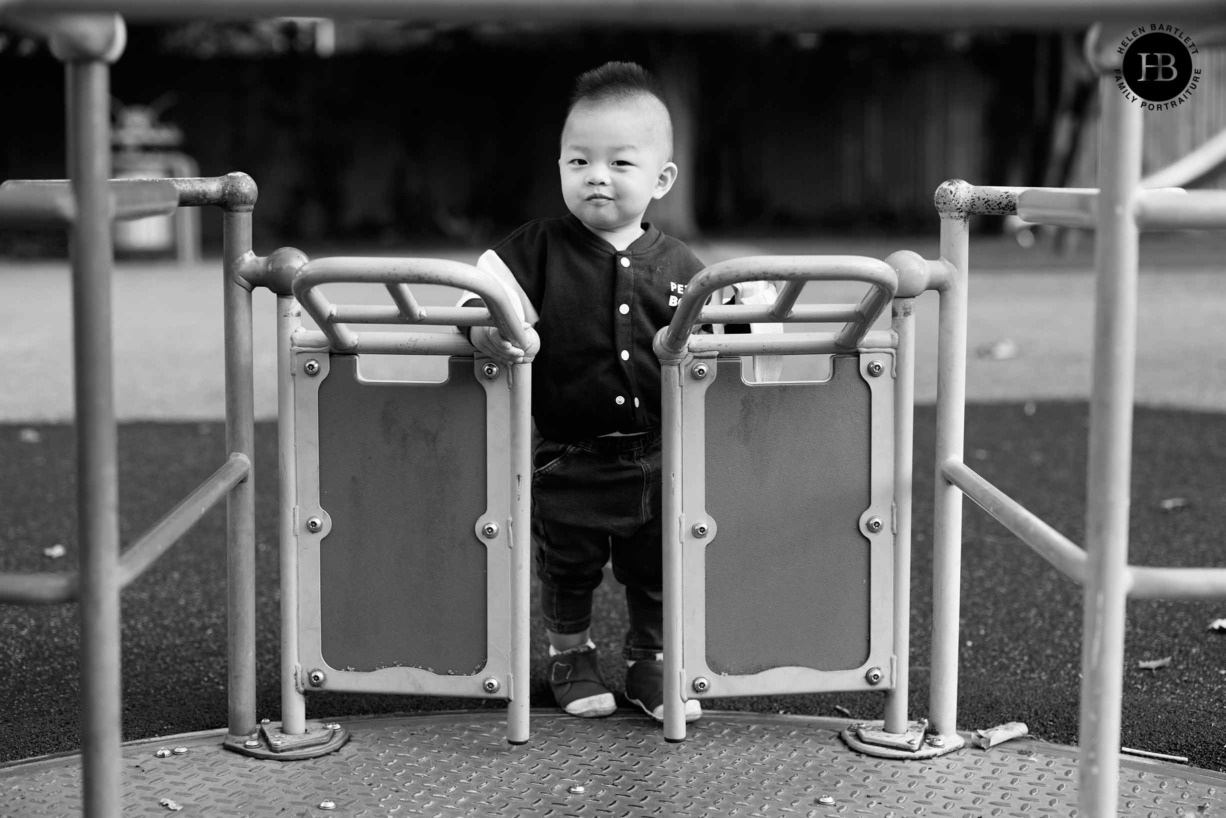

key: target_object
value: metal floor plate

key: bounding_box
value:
[3,710,1224,817]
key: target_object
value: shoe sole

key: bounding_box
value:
[627,696,702,723]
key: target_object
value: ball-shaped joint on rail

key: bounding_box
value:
[933,179,975,219]
[257,246,310,297]
[885,250,931,298]
[220,172,259,213]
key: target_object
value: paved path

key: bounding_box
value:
[1,234,1223,422]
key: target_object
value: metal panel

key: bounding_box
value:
[678,354,895,698]
[292,352,513,698]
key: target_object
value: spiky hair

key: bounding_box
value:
[567,61,668,115]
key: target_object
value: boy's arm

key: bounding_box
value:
[457,249,540,362]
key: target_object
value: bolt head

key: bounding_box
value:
[867,359,885,377]
[691,363,709,379]
[482,362,500,379]
[482,522,499,539]
[692,677,710,693]
[926,734,946,747]
[865,666,884,685]
[243,739,260,748]
[154,748,172,758]
[306,517,323,533]
[691,521,709,538]
[866,516,884,534]
[568,785,586,795]
[326,723,341,731]
[319,800,337,811]
[308,669,326,687]
[303,359,321,376]
[817,795,836,806]
[482,677,501,694]
[172,747,188,755]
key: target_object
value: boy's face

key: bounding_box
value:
[558,96,677,242]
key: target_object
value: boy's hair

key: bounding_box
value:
[565,61,673,156]
[567,61,667,114]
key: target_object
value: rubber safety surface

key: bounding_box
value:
[3,710,1224,817]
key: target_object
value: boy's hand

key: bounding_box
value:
[470,325,527,364]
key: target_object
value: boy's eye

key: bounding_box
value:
[612,160,633,167]
[569,158,586,166]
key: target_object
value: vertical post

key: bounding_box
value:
[1078,76,1142,818]
[278,295,307,736]
[68,57,122,818]
[224,205,257,740]
[884,298,916,734]
[661,360,687,741]
[929,183,971,739]
[507,362,533,744]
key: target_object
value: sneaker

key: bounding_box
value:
[624,659,702,723]
[548,644,616,718]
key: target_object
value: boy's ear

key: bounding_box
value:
[653,162,679,199]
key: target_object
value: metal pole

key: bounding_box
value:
[278,295,307,736]
[508,362,532,744]
[661,360,687,741]
[68,56,122,818]
[1078,75,1142,818]
[224,206,258,740]
[929,188,970,739]
[884,298,916,734]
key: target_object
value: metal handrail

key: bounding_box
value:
[0,453,250,604]
[657,255,898,358]
[0,178,180,224]
[290,256,539,357]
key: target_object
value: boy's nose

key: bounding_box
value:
[586,165,610,184]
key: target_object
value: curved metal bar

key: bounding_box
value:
[291,256,537,355]
[0,10,125,61]
[658,255,897,358]
[1129,566,1226,600]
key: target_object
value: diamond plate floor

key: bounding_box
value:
[2,710,1224,817]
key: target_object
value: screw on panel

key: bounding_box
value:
[692,677,710,693]
[308,669,326,687]
[303,359,321,376]
[691,521,709,538]
[568,785,586,795]
[319,800,337,811]
[306,517,323,533]
[326,723,341,731]
[482,522,500,539]
[926,734,946,747]
[172,747,188,755]
[865,666,884,685]
[866,516,884,534]
[817,795,836,806]
[867,359,885,377]
[154,748,172,758]
[243,738,260,748]
[691,362,709,379]
[482,677,501,694]
[482,362,500,379]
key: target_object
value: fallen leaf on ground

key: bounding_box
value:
[1138,657,1172,671]
[1209,619,1226,633]
[43,544,66,559]
[1159,497,1190,512]
[18,428,42,444]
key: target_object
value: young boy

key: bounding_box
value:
[466,61,704,723]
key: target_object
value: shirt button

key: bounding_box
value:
[619,257,631,268]
[615,395,626,406]
[620,350,630,361]
[619,304,630,315]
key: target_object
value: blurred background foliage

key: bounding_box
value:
[1,19,1222,255]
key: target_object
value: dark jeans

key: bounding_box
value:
[532,430,663,662]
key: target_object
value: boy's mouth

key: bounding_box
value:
[586,194,613,202]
